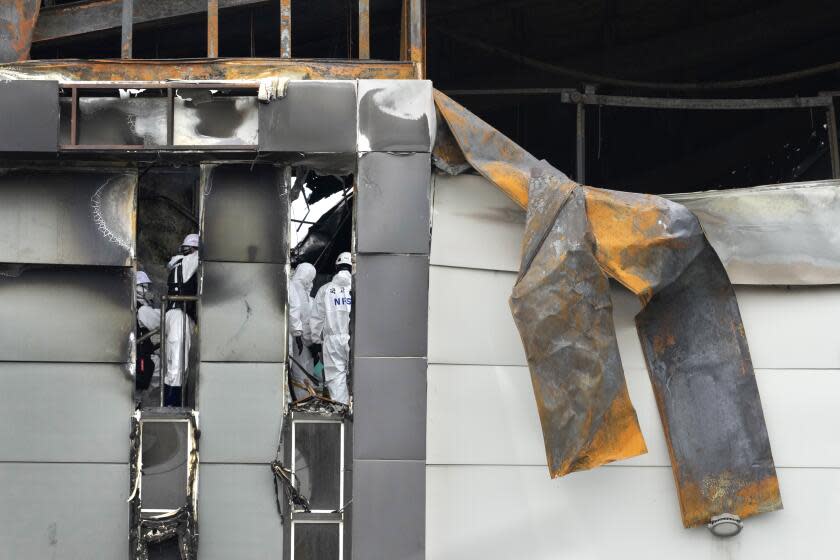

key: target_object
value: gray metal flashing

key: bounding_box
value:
[0,80,59,152]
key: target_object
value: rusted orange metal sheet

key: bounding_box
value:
[433,90,782,528]
[208,0,219,58]
[0,0,40,63]
[0,58,419,82]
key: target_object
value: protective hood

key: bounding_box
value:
[292,263,317,292]
[333,270,351,288]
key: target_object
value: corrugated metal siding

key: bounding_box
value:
[427,172,840,559]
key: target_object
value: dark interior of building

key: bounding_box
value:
[30,0,840,193]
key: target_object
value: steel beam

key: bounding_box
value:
[34,0,268,45]
[827,103,840,179]
[575,101,585,183]
[0,59,419,82]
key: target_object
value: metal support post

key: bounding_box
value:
[121,0,133,59]
[358,0,370,59]
[827,102,840,179]
[280,0,291,58]
[576,101,585,183]
[207,0,219,57]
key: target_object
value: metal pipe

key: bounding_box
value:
[69,87,78,145]
[827,103,840,179]
[358,0,370,59]
[159,298,166,407]
[207,0,219,58]
[408,0,425,77]
[576,102,585,183]
[280,0,291,58]
[121,0,132,59]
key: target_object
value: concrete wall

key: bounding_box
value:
[426,172,840,560]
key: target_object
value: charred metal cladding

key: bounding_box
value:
[433,90,782,528]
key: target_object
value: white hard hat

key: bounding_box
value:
[335,252,352,267]
[136,271,151,285]
[181,233,200,248]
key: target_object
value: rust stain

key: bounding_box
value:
[558,384,648,477]
[280,0,292,58]
[207,0,219,58]
[0,0,40,63]
[678,475,782,528]
[0,58,418,82]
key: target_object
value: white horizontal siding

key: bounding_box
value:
[429,265,840,370]
[427,364,840,469]
[427,465,839,560]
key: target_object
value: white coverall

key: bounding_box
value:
[137,303,161,376]
[310,270,352,404]
[165,251,198,387]
[288,263,317,401]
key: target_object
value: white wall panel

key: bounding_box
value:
[428,266,524,366]
[430,173,524,272]
[427,364,840,468]
[0,463,129,559]
[427,465,838,560]
[429,264,840,370]
[0,363,132,463]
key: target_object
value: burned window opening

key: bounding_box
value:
[129,411,200,560]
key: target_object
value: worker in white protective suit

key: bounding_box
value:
[135,271,161,392]
[164,233,200,407]
[310,252,353,405]
[288,262,317,401]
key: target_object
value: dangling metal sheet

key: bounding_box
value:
[434,90,782,528]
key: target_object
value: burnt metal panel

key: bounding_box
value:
[0,167,136,266]
[356,152,431,254]
[198,464,283,559]
[197,362,284,463]
[436,90,781,527]
[201,164,289,263]
[510,171,647,478]
[353,254,429,358]
[173,96,258,145]
[0,80,58,152]
[0,463,128,558]
[357,80,434,152]
[0,265,134,363]
[351,460,424,560]
[200,262,287,362]
[259,80,357,153]
[353,357,426,461]
[0,363,131,462]
[636,244,782,527]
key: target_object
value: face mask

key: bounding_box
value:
[136,285,152,305]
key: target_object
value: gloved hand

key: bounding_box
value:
[294,335,304,355]
[309,343,322,362]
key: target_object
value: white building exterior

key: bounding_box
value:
[426,172,840,559]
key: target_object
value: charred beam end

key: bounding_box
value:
[34,0,269,44]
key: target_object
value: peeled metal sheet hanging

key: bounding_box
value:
[433,90,782,528]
